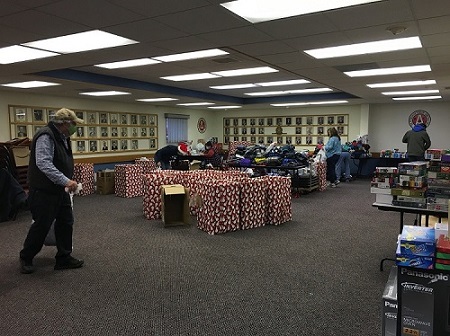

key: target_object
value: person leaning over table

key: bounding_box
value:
[402,122,431,161]
[324,127,342,188]
[154,143,189,170]
[19,108,84,274]
[202,141,222,168]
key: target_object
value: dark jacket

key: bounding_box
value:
[154,145,179,164]
[28,123,74,194]
[402,124,431,157]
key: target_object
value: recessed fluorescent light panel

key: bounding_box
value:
[136,98,178,102]
[1,81,60,88]
[161,73,220,81]
[177,102,215,106]
[22,30,137,54]
[80,91,130,96]
[153,48,229,62]
[382,89,439,96]
[257,79,310,86]
[367,80,436,88]
[212,66,278,77]
[271,100,348,107]
[0,45,59,64]
[95,58,161,69]
[221,0,383,23]
[392,96,441,101]
[344,65,431,77]
[245,88,332,96]
[304,36,422,59]
[208,106,242,109]
[210,84,257,89]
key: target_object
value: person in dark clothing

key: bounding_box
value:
[402,123,431,161]
[203,141,222,168]
[154,144,189,170]
[19,108,84,274]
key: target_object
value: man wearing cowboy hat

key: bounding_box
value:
[19,108,84,274]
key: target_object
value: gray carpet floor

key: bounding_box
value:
[0,179,412,336]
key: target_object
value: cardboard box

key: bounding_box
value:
[381,265,397,336]
[161,184,190,226]
[97,171,115,195]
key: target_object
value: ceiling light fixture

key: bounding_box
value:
[95,58,161,69]
[1,81,60,88]
[0,45,59,64]
[153,48,229,62]
[80,91,130,96]
[257,79,310,86]
[382,89,439,96]
[210,84,257,89]
[161,73,220,81]
[212,66,278,77]
[271,100,348,107]
[221,0,383,23]
[177,102,215,106]
[208,106,242,109]
[344,65,431,77]
[22,30,137,54]
[136,98,178,102]
[304,36,421,59]
[392,95,441,101]
[367,80,436,88]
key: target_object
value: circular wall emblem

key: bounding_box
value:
[408,109,431,127]
[197,118,207,133]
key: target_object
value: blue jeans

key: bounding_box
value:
[335,151,351,179]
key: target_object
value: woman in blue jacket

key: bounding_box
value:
[325,127,342,188]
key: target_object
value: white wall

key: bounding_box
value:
[369,101,450,152]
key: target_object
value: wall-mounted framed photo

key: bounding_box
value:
[87,112,97,124]
[101,140,109,151]
[149,115,156,126]
[110,114,118,124]
[120,139,128,150]
[131,127,138,137]
[88,127,97,137]
[120,114,128,125]
[15,107,27,122]
[33,108,45,123]
[89,140,98,152]
[76,140,86,153]
[139,115,147,125]
[99,113,108,124]
[111,140,119,151]
[76,126,85,138]
[100,127,108,137]
[130,114,138,125]
[16,125,28,138]
[296,117,302,125]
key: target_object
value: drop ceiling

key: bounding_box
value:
[0,0,449,110]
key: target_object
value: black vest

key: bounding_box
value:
[28,123,74,194]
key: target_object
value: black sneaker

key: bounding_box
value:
[20,259,35,274]
[54,256,84,270]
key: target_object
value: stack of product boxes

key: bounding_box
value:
[396,225,435,269]
[426,152,450,212]
[370,167,398,205]
[391,161,428,208]
[436,230,450,270]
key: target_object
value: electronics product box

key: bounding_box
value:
[371,187,393,195]
[399,226,435,257]
[161,184,190,227]
[397,266,450,336]
[376,194,394,204]
[391,188,427,198]
[96,171,115,195]
[396,241,434,269]
[382,265,398,336]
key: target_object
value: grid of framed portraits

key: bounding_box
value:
[9,105,158,154]
[223,115,348,146]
